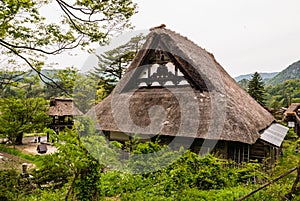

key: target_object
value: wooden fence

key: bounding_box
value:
[237,165,300,200]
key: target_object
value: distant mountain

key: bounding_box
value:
[237,79,249,90]
[267,60,300,85]
[0,69,60,85]
[234,72,278,83]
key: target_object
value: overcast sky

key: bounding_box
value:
[127,0,300,77]
[17,0,300,77]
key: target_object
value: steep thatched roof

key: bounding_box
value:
[93,27,275,144]
[48,98,83,116]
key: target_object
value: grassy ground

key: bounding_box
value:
[0,145,41,171]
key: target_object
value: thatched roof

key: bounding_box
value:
[284,103,300,123]
[93,27,275,145]
[48,98,83,116]
[284,103,300,115]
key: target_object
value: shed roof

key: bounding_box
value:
[93,27,276,145]
[260,123,289,147]
[48,98,83,116]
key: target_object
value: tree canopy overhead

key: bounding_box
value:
[0,0,137,85]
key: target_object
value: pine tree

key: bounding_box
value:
[90,34,145,101]
[247,72,266,106]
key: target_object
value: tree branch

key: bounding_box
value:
[56,0,93,15]
[56,0,107,23]
[0,42,69,94]
[0,36,83,55]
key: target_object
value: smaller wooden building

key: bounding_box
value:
[48,98,83,140]
[284,103,300,136]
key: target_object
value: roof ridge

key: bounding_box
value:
[150,27,207,53]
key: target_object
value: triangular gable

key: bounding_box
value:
[123,34,210,92]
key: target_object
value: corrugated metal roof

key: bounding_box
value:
[260,123,289,147]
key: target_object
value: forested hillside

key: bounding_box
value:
[236,60,300,109]
[266,79,300,108]
[267,60,300,86]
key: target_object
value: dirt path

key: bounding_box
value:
[14,136,57,155]
[0,136,57,171]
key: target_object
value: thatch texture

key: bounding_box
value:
[48,98,83,116]
[284,103,300,115]
[284,103,300,123]
[93,28,275,145]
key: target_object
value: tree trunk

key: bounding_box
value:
[65,173,79,201]
[15,133,23,145]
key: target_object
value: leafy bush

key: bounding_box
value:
[286,128,298,140]
[0,169,35,201]
[166,151,228,190]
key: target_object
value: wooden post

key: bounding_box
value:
[284,164,300,200]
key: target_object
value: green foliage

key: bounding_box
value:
[166,152,227,190]
[286,128,298,140]
[99,150,269,200]
[0,97,50,144]
[90,34,145,102]
[0,169,35,201]
[3,138,300,200]
[0,169,22,201]
[127,142,181,174]
[44,67,79,98]
[52,128,121,200]
[247,72,267,106]
[73,75,98,113]
[0,0,137,74]
[32,153,71,189]
[267,60,300,86]
[0,70,44,98]
[265,79,300,108]
[75,116,97,137]
[0,145,39,165]
[231,162,267,184]
[25,188,66,201]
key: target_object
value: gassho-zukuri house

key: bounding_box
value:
[91,26,289,164]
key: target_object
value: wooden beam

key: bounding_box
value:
[237,167,298,201]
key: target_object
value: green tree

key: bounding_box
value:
[265,79,300,108]
[247,72,266,106]
[1,69,47,99]
[73,74,98,113]
[0,0,137,85]
[0,69,28,94]
[44,67,79,98]
[0,169,33,201]
[37,126,120,200]
[90,34,145,101]
[0,97,50,144]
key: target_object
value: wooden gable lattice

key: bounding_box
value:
[124,35,208,92]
